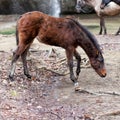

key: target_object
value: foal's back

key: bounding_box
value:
[17,11,81,48]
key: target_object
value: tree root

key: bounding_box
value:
[45,111,62,120]
[98,91,120,96]
[75,89,96,95]
[75,90,120,96]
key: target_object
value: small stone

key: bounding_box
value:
[2,80,8,85]
[37,106,42,109]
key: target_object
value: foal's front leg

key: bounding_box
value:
[21,46,31,79]
[65,48,78,85]
[74,50,81,79]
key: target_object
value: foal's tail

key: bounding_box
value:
[16,26,19,45]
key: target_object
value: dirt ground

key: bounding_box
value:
[0,15,120,120]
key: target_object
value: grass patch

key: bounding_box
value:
[77,14,120,34]
[85,25,99,29]
[0,28,15,35]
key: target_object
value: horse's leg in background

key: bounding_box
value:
[21,46,31,78]
[9,44,27,81]
[74,50,81,79]
[116,27,120,35]
[99,17,103,35]
[65,47,78,85]
[99,17,107,35]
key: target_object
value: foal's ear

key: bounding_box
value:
[98,56,103,62]
[97,52,103,62]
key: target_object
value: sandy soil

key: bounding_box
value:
[0,33,120,120]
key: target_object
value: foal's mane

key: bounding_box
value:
[66,17,102,53]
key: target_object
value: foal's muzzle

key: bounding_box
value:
[100,69,107,77]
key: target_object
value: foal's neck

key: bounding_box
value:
[80,39,98,59]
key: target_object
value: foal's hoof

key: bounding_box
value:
[75,86,81,91]
[9,75,14,81]
[25,74,32,79]
[74,82,81,91]
[25,74,36,81]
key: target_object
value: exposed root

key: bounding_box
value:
[45,111,62,120]
[98,91,120,96]
[75,89,95,95]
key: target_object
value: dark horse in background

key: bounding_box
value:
[101,0,120,35]
[76,0,120,35]
[101,0,120,8]
[9,11,106,90]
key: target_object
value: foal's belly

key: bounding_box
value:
[36,36,61,47]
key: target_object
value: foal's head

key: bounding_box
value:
[90,51,106,77]
[71,17,107,77]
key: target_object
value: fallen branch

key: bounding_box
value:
[56,58,66,65]
[0,50,5,53]
[98,91,120,96]
[45,111,62,120]
[75,89,96,95]
[104,111,120,116]
[75,90,120,97]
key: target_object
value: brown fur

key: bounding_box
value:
[9,11,106,85]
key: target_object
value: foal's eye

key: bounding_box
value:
[97,54,103,62]
[98,57,103,62]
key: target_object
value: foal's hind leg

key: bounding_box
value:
[9,44,27,81]
[65,48,78,84]
[74,50,81,79]
[9,52,20,81]
[21,46,31,79]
